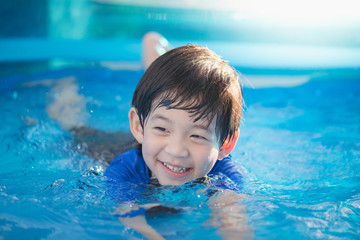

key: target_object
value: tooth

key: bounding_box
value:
[164,162,187,173]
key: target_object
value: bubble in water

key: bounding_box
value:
[12,91,18,100]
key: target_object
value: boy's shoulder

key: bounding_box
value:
[209,155,243,185]
[104,148,150,184]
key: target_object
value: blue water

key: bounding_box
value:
[0,66,359,239]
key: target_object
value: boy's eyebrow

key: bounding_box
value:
[192,123,212,131]
[152,114,212,131]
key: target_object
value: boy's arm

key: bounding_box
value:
[114,203,166,240]
[120,215,165,240]
[208,190,253,240]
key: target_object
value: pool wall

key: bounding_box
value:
[1,0,360,75]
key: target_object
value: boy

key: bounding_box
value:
[41,34,248,239]
[105,44,243,187]
[105,43,248,239]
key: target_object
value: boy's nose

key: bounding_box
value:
[165,135,188,158]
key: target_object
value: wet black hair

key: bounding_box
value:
[132,45,242,146]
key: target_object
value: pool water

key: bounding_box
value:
[0,66,359,239]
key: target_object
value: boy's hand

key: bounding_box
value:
[113,203,165,240]
[208,190,253,240]
[120,215,165,240]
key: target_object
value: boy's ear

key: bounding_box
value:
[217,129,239,160]
[128,107,144,144]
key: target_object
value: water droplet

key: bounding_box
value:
[12,91,18,100]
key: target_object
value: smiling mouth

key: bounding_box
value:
[162,162,190,173]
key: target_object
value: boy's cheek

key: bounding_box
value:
[142,136,160,155]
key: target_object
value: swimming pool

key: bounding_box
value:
[0,62,359,239]
[1,0,360,238]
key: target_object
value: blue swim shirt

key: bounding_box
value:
[105,148,243,189]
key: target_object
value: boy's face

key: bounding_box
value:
[134,106,224,185]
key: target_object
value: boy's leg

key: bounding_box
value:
[44,77,135,163]
[46,77,89,130]
[70,126,135,165]
[142,32,171,69]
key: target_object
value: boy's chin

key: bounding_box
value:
[156,176,189,186]
[156,175,193,186]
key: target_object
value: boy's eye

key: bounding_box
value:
[154,127,168,132]
[191,134,207,141]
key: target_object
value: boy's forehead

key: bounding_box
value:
[148,93,217,126]
[150,104,216,128]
